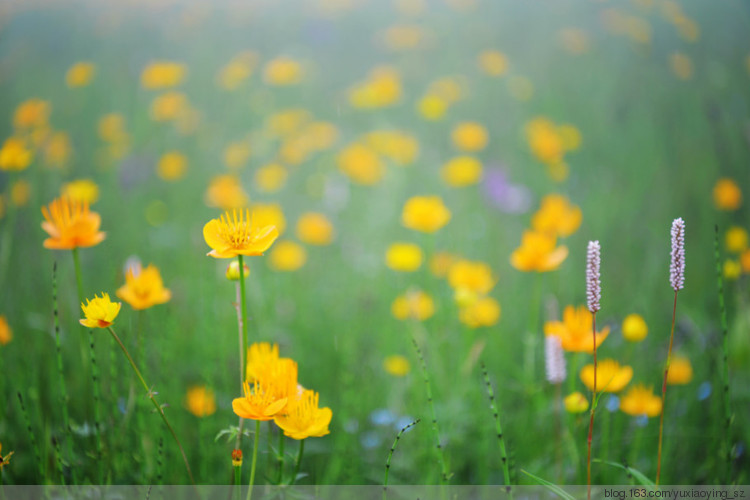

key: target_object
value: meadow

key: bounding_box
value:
[0,0,749,490]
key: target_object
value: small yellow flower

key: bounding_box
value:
[263,57,303,86]
[713,178,741,211]
[274,389,332,440]
[383,355,411,377]
[348,66,402,109]
[233,359,298,421]
[14,99,50,130]
[619,384,662,417]
[204,175,250,210]
[667,356,693,385]
[141,61,187,89]
[401,196,451,233]
[150,91,189,122]
[296,212,334,246]
[269,241,307,271]
[440,156,483,187]
[337,143,386,186]
[451,122,488,152]
[0,137,33,171]
[0,315,12,346]
[382,24,426,51]
[41,196,106,250]
[157,152,188,181]
[185,385,217,418]
[741,249,750,273]
[622,313,648,342]
[203,209,279,259]
[545,305,610,353]
[364,131,419,166]
[448,260,495,295]
[226,260,250,281]
[525,117,565,165]
[459,296,501,329]
[266,109,312,137]
[385,243,423,272]
[477,50,508,76]
[254,164,288,193]
[217,51,257,90]
[391,290,435,321]
[79,293,122,329]
[510,230,568,272]
[61,179,100,204]
[252,203,287,236]
[66,62,96,88]
[725,226,748,253]
[417,94,448,121]
[98,113,129,143]
[0,442,14,469]
[564,392,589,413]
[580,359,633,393]
[724,260,741,281]
[532,194,582,238]
[116,264,171,310]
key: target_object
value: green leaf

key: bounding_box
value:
[592,459,655,487]
[520,469,577,500]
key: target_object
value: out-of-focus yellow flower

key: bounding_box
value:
[203,209,279,258]
[263,57,303,86]
[459,296,501,328]
[41,196,106,250]
[0,196,5,220]
[337,143,385,185]
[10,180,30,207]
[150,92,189,122]
[401,196,451,233]
[417,94,448,121]
[302,121,339,151]
[558,124,582,151]
[545,305,610,353]
[157,152,188,181]
[0,137,33,171]
[725,226,748,253]
[0,316,12,346]
[233,359,298,421]
[269,240,307,271]
[267,109,312,137]
[383,24,427,51]
[217,51,258,90]
[622,313,648,342]
[254,163,288,193]
[44,132,72,169]
[477,50,508,76]
[430,251,457,278]
[116,264,171,310]
[559,28,590,54]
[383,355,411,376]
[532,194,582,237]
[525,118,565,165]
[79,293,121,329]
[448,260,495,295]
[141,61,187,89]
[224,141,251,170]
[724,260,741,281]
[185,385,216,418]
[667,356,693,385]
[385,243,423,272]
[61,179,99,204]
[226,260,250,281]
[510,230,568,272]
[348,66,402,109]
[564,392,589,413]
[14,99,50,130]
[741,249,750,273]
[580,359,632,393]
[451,122,488,152]
[713,178,741,211]
[252,203,286,236]
[66,62,96,88]
[429,76,465,104]
[507,76,534,102]
[391,290,435,321]
[619,384,662,417]
[204,175,250,210]
[274,389,332,440]
[670,52,693,80]
[441,155,483,187]
[364,131,419,166]
[98,113,129,143]
[296,212,334,246]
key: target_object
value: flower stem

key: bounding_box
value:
[234,463,242,500]
[480,362,513,497]
[524,273,544,387]
[276,427,285,484]
[714,225,732,482]
[237,255,249,378]
[384,419,420,489]
[656,290,678,486]
[587,312,598,500]
[292,438,305,484]
[106,326,196,486]
[246,419,261,500]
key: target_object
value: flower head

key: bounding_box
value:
[510,230,568,272]
[580,359,632,393]
[61,179,100,204]
[564,392,589,413]
[667,356,693,385]
[441,156,483,187]
[670,218,685,291]
[545,335,566,384]
[66,62,96,88]
[141,61,187,89]
[41,197,106,250]
[296,213,334,246]
[203,209,279,259]
[0,137,33,171]
[713,178,741,211]
[0,316,12,346]
[622,313,648,342]
[458,296,501,329]
[185,385,217,418]
[383,355,411,377]
[116,264,171,310]
[401,196,451,233]
[545,305,609,353]
[233,359,298,421]
[451,122,488,152]
[532,194,582,237]
[269,240,307,272]
[391,290,435,321]
[586,241,601,313]
[619,384,662,417]
[725,226,748,254]
[448,259,495,295]
[204,175,249,210]
[80,293,121,329]
[231,449,243,467]
[386,243,423,272]
[246,342,280,383]
[274,389,332,440]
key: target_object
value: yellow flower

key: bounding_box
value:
[401,196,451,233]
[79,293,121,329]
[302,121,339,151]
[448,260,495,295]
[385,243,423,272]
[441,156,483,187]
[150,91,189,122]
[525,118,565,165]
[451,122,489,152]
[157,152,188,181]
[274,389,332,440]
[337,143,386,186]
[0,315,12,346]
[532,194,582,237]
[204,175,250,210]
[62,179,99,204]
[266,109,312,137]
[14,99,50,130]
[233,359,298,421]
[364,131,419,166]
[430,251,457,278]
[254,164,288,193]
[252,203,286,236]
[348,67,402,109]
[203,209,279,259]
[741,249,750,273]
[224,141,251,170]
[263,57,303,86]
[98,113,129,143]
[545,305,610,353]
[417,94,448,121]
[0,137,33,171]
[226,260,250,281]
[141,61,187,89]
[391,290,435,321]
[269,241,307,271]
[670,53,693,80]
[477,50,508,76]
[0,442,14,469]
[185,385,217,418]
[66,62,96,88]
[296,212,334,246]
[619,384,662,417]
[217,51,258,90]
[564,392,589,413]
[713,178,741,211]
[667,356,693,385]
[246,342,280,382]
[44,132,72,169]
[459,296,501,328]
[428,76,465,104]
[10,180,31,207]
[116,264,171,310]
[510,230,568,272]
[724,260,741,281]
[383,355,411,377]
[41,196,106,250]
[622,313,648,342]
[725,226,748,253]
[580,359,633,393]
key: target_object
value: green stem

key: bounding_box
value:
[234,464,242,500]
[714,225,732,483]
[237,255,249,378]
[384,419,420,488]
[480,362,513,496]
[656,290,678,486]
[292,438,305,484]
[277,427,285,484]
[246,419,261,500]
[106,326,196,486]
[17,392,43,479]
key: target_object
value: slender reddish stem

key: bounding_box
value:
[656,290,678,485]
[587,313,597,500]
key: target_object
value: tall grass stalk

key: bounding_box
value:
[17,392,43,479]
[480,362,512,495]
[384,418,420,489]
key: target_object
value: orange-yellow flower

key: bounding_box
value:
[441,156,483,187]
[274,389,332,440]
[667,356,693,385]
[510,230,568,272]
[619,384,662,417]
[66,62,96,88]
[459,296,501,328]
[141,61,187,89]
[203,209,279,259]
[41,196,106,250]
[79,293,121,329]
[157,152,188,181]
[564,392,589,413]
[61,179,99,204]
[391,290,435,321]
[448,260,495,295]
[0,137,33,171]
[725,226,748,254]
[337,143,385,186]
[451,122,488,152]
[263,57,303,86]
[14,99,50,130]
[269,241,307,271]
[580,359,632,393]
[254,164,288,193]
[545,305,609,353]
[385,243,423,272]
[383,355,411,377]
[204,175,250,210]
[713,178,741,211]
[401,196,451,233]
[233,359,298,421]
[477,50,508,77]
[116,264,171,310]
[296,213,334,246]
[246,342,281,383]
[185,385,217,418]
[622,313,648,342]
[0,315,12,346]
[252,203,286,236]
[532,194,582,237]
